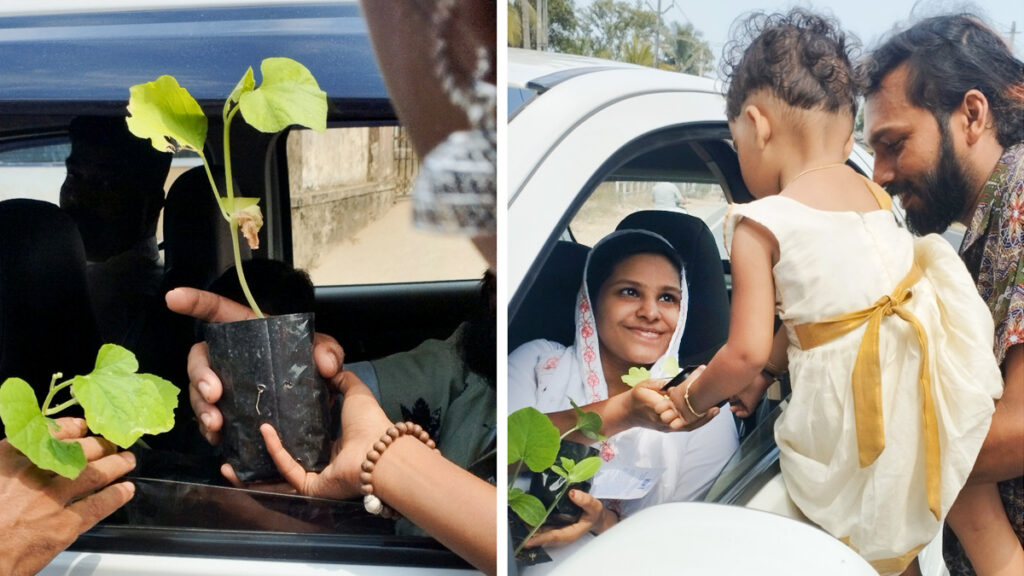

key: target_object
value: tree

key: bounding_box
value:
[664,21,714,76]
[577,0,658,62]
[622,33,654,66]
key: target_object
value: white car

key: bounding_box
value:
[507,47,948,575]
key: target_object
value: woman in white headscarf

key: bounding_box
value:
[509,230,739,550]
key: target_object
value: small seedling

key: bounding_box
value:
[126,57,327,318]
[507,399,605,554]
[0,344,179,478]
[621,356,681,387]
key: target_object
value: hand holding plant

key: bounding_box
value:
[507,400,605,555]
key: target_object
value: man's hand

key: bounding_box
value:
[0,417,136,576]
[167,287,346,446]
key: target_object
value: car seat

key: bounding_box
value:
[0,199,101,422]
[508,240,590,353]
[616,210,730,368]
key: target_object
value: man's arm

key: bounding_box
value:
[969,344,1024,484]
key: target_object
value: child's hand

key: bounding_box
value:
[665,366,720,430]
[730,371,773,419]
[523,489,616,548]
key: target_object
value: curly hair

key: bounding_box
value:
[722,9,863,121]
[859,14,1024,147]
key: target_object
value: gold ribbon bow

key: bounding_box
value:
[794,261,940,520]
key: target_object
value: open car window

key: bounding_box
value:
[286,126,488,287]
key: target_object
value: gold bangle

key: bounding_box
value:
[683,379,707,419]
[360,421,440,518]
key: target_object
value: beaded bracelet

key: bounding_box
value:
[360,421,440,518]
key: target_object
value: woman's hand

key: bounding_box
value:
[523,489,616,548]
[255,370,392,501]
[664,366,720,430]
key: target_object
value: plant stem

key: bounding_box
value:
[41,374,75,415]
[514,482,571,555]
[222,104,264,318]
[45,398,81,416]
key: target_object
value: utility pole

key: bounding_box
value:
[520,0,531,49]
[537,0,548,51]
[646,0,673,68]
[1009,21,1017,55]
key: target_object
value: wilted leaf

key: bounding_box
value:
[238,57,327,133]
[507,407,559,471]
[660,357,681,377]
[126,75,208,154]
[508,489,547,527]
[72,344,179,448]
[0,378,86,478]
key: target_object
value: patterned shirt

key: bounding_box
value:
[944,142,1024,575]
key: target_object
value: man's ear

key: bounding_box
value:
[959,89,992,146]
[745,104,772,150]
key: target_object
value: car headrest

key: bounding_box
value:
[162,165,250,290]
[508,240,590,352]
[617,210,730,367]
[0,199,101,409]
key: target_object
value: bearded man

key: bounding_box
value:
[861,13,1024,575]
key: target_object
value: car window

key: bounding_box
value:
[286,126,488,286]
[570,180,729,259]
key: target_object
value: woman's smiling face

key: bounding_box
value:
[595,252,681,374]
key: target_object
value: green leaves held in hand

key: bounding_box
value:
[508,487,547,528]
[0,378,86,478]
[552,455,602,484]
[569,398,604,441]
[621,357,681,387]
[0,344,180,478]
[72,344,178,448]
[127,75,208,154]
[237,58,327,133]
[507,407,560,471]
[621,366,652,387]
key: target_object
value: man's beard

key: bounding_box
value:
[887,122,974,236]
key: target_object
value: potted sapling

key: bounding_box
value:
[126,57,330,482]
[0,344,178,479]
[507,400,605,562]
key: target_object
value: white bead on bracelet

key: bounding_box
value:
[360,421,440,518]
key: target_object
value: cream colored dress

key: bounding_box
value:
[724,184,1003,574]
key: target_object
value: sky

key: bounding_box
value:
[654,0,1024,61]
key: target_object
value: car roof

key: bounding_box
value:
[508,47,721,95]
[0,1,393,129]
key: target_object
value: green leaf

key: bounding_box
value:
[238,57,327,133]
[559,456,575,472]
[508,489,547,527]
[507,407,559,471]
[72,344,179,448]
[228,66,256,106]
[551,464,568,477]
[567,456,602,484]
[621,366,652,387]
[0,378,86,479]
[569,398,604,440]
[126,75,208,154]
[661,357,681,377]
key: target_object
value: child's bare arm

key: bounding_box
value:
[670,218,777,421]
